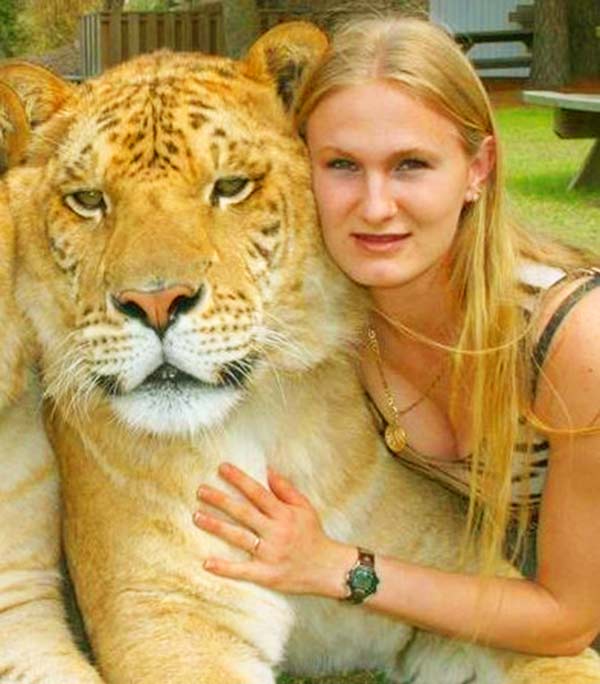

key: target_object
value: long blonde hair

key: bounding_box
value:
[295,14,598,572]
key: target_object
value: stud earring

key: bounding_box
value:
[465,187,481,203]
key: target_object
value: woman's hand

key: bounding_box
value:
[194,463,354,597]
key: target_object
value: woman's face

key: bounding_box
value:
[306,80,493,290]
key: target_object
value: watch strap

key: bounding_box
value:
[357,547,375,568]
[343,546,379,604]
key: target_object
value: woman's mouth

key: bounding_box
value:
[351,232,411,253]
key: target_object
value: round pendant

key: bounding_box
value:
[384,424,407,454]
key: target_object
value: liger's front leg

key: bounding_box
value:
[55,422,293,684]
[0,392,104,684]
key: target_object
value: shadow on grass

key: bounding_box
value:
[509,171,579,196]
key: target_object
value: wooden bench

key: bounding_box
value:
[455,29,533,71]
[522,90,600,191]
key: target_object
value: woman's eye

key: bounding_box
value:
[210,176,254,207]
[326,158,358,172]
[64,190,107,218]
[396,158,428,172]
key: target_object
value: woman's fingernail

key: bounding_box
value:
[193,511,205,525]
[204,559,215,571]
[197,486,208,498]
[219,462,233,474]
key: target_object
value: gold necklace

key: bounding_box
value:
[366,325,446,454]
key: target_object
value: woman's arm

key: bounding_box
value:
[372,285,600,655]
[195,288,600,656]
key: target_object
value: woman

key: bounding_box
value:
[193,14,600,656]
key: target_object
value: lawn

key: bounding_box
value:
[277,103,598,684]
[497,105,599,251]
[278,674,385,684]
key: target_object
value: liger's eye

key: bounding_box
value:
[214,177,248,197]
[210,176,254,207]
[65,189,107,218]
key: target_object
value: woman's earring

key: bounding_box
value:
[465,187,481,203]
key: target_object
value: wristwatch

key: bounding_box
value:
[343,547,379,604]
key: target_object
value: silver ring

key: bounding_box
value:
[250,534,261,555]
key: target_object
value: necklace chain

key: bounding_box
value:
[366,325,446,454]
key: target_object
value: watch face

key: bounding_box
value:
[351,565,379,595]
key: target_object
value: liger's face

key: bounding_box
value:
[306,80,484,290]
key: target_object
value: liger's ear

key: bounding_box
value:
[0,185,25,407]
[0,61,74,127]
[0,82,29,172]
[243,21,329,113]
[0,61,75,172]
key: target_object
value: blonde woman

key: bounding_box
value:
[194,15,600,655]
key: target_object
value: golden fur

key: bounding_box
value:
[0,148,103,681]
[0,182,24,405]
[1,22,599,684]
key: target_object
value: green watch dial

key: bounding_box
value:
[346,561,379,604]
[352,566,378,592]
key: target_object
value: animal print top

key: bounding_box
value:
[368,262,600,516]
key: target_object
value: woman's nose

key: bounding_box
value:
[358,175,398,225]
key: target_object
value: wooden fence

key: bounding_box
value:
[80,6,224,79]
[79,2,535,80]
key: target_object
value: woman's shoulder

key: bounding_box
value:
[531,267,600,431]
[517,258,599,337]
[530,265,600,347]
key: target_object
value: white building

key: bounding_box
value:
[430,0,534,77]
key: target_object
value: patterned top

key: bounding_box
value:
[367,263,600,516]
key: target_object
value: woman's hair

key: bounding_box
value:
[295,14,598,573]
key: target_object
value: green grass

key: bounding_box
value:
[277,673,386,684]
[497,105,600,251]
[277,103,598,684]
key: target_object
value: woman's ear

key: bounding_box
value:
[467,135,496,193]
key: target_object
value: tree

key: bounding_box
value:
[567,0,600,82]
[529,0,570,88]
[313,0,429,18]
[530,0,600,88]
[221,0,260,57]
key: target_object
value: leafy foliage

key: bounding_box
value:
[0,0,23,57]
[16,0,102,53]
[126,0,171,10]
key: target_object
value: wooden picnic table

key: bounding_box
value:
[456,29,533,70]
[522,90,600,191]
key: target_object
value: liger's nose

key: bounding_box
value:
[113,285,201,333]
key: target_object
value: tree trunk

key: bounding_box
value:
[567,0,600,83]
[529,0,570,88]
[321,0,429,12]
[221,0,260,58]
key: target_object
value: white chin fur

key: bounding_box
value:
[110,385,242,435]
